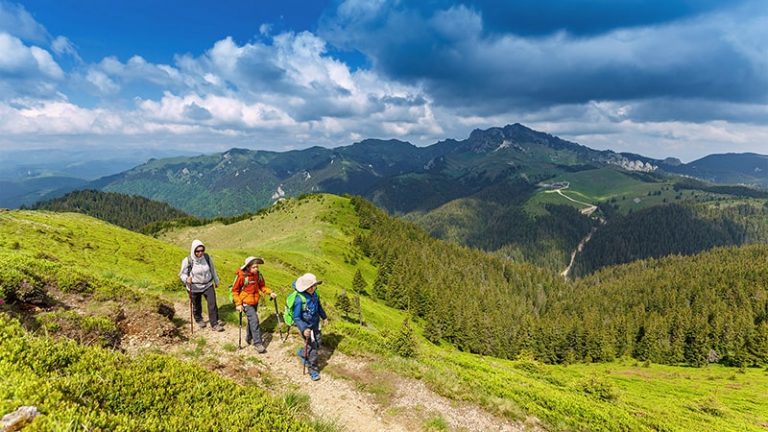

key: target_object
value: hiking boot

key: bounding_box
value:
[309,370,320,381]
[196,321,207,329]
[211,324,225,332]
[297,348,309,366]
[254,343,266,353]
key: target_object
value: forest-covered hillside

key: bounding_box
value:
[29,189,192,233]
[352,197,768,366]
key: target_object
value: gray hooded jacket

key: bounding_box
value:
[179,239,220,293]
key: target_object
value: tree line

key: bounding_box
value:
[350,196,768,367]
[28,190,190,233]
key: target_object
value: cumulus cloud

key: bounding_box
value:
[82,55,182,95]
[0,32,63,98]
[0,0,766,162]
[0,33,61,78]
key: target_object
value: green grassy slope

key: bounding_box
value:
[158,195,404,331]
[2,199,768,431]
[0,210,183,290]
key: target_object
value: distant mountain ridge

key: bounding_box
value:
[662,153,768,187]
[84,123,685,217]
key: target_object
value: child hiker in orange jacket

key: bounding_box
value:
[232,256,276,353]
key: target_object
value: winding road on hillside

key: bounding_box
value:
[542,185,599,278]
[543,186,597,216]
[145,302,534,432]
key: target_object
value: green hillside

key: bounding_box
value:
[2,198,768,431]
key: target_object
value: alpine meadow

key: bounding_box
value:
[3,1,768,431]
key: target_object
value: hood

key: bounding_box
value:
[190,239,205,258]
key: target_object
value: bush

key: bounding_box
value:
[37,311,121,348]
[579,376,619,402]
[0,316,312,431]
[56,270,95,294]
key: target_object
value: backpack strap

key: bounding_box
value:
[204,253,212,269]
[296,292,309,312]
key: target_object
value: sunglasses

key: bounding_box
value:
[194,249,205,254]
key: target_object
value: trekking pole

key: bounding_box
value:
[303,330,311,375]
[187,285,194,336]
[238,310,243,349]
[272,296,285,341]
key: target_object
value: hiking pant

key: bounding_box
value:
[191,285,219,326]
[304,328,322,373]
[242,304,262,345]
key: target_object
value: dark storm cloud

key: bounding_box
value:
[623,99,768,125]
[434,0,741,36]
[319,0,768,120]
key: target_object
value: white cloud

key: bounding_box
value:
[86,55,181,93]
[0,1,48,42]
[0,2,765,163]
[0,32,63,98]
[85,69,119,94]
[28,45,62,78]
[51,35,81,61]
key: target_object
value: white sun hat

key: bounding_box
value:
[240,256,264,270]
[295,273,322,292]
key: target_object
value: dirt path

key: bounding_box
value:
[137,302,531,432]
[561,227,596,279]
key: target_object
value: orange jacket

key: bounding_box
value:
[232,268,271,306]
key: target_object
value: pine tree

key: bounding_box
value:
[335,289,352,319]
[388,318,417,358]
[352,268,368,296]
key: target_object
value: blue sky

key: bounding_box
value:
[0,0,766,162]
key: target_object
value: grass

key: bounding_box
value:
[3,196,768,431]
[524,167,656,215]
[283,390,311,414]
[388,347,768,431]
[423,414,450,431]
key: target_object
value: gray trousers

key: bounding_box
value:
[191,285,219,326]
[304,328,322,373]
[243,304,263,345]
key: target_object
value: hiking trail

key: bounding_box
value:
[125,301,535,432]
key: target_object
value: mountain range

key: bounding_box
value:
[74,123,765,217]
[13,123,768,275]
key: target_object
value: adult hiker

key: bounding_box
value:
[179,239,224,332]
[292,273,328,381]
[232,256,276,353]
